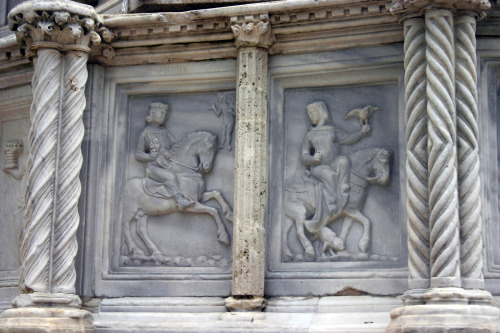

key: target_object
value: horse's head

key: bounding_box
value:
[197,132,218,173]
[350,148,391,185]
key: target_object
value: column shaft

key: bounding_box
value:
[404,17,431,291]
[454,15,484,289]
[425,9,461,288]
[21,48,63,293]
[232,46,268,297]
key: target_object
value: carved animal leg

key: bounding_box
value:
[123,210,146,257]
[339,216,353,243]
[282,217,294,261]
[186,202,231,246]
[291,207,315,261]
[136,215,163,256]
[345,208,371,253]
[201,190,233,222]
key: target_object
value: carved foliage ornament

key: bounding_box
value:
[8,0,113,56]
[390,0,491,18]
[230,14,276,49]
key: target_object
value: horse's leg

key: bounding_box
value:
[201,190,233,222]
[339,216,353,243]
[123,209,147,258]
[344,208,371,253]
[290,205,315,261]
[136,214,163,257]
[282,216,294,261]
[185,203,231,246]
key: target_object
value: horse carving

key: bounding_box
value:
[123,131,233,263]
[283,148,390,261]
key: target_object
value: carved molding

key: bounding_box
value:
[425,9,461,288]
[230,14,275,49]
[403,17,431,290]
[391,0,491,19]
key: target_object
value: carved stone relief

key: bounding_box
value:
[0,118,29,278]
[3,139,24,180]
[283,101,391,262]
[283,100,392,262]
[267,79,405,283]
[118,93,235,268]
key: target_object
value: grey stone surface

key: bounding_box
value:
[93,296,402,333]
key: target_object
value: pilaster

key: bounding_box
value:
[0,1,110,332]
[388,0,500,331]
[225,14,274,312]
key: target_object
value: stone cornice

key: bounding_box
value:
[390,0,491,19]
[1,0,405,66]
[8,0,113,58]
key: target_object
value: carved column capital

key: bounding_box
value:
[390,0,491,19]
[8,0,113,58]
[230,14,275,49]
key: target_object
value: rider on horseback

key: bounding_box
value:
[301,101,371,232]
[136,102,195,209]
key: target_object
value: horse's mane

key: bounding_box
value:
[170,131,215,157]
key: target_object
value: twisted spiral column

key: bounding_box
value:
[20,49,62,293]
[51,50,89,294]
[404,17,431,290]
[425,9,461,288]
[454,15,484,289]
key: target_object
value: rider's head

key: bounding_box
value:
[307,101,330,127]
[147,103,170,126]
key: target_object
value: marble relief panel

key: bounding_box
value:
[117,92,235,270]
[281,86,399,264]
[84,61,237,297]
[266,47,408,296]
[0,118,28,274]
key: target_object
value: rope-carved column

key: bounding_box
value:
[226,14,274,312]
[454,15,484,290]
[403,17,431,293]
[425,9,461,289]
[388,0,500,331]
[0,1,111,331]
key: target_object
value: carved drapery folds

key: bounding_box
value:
[7,0,109,298]
[226,14,274,311]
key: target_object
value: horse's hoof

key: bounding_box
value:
[130,248,147,258]
[218,232,231,246]
[283,250,293,262]
[359,239,369,253]
[305,251,316,261]
[225,211,234,223]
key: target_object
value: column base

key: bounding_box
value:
[0,307,93,333]
[387,288,500,332]
[0,293,94,332]
[225,296,267,312]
